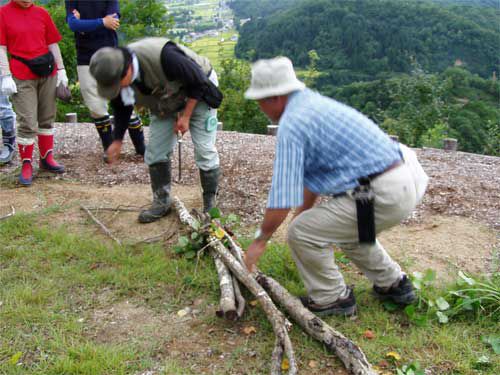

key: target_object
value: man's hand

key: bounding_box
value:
[72,9,80,19]
[244,240,267,273]
[174,113,190,135]
[103,14,120,31]
[106,140,122,164]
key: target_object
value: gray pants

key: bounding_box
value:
[12,75,56,143]
[144,101,219,171]
[287,163,420,305]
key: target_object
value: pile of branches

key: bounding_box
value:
[173,197,376,375]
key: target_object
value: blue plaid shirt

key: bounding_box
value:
[267,88,401,209]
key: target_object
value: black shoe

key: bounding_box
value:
[373,274,416,305]
[300,286,357,316]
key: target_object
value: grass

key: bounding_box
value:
[1,211,499,374]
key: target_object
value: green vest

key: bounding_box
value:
[128,37,212,117]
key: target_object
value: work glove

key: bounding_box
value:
[0,75,17,96]
[57,69,68,87]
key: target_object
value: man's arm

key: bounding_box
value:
[106,96,134,163]
[161,42,208,101]
[293,188,318,219]
[175,98,198,134]
[244,208,290,272]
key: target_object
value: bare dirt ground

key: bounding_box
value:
[1,123,499,374]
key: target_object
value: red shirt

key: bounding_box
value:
[0,1,61,80]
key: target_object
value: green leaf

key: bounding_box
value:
[458,271,475,286]
[208,207,221,219]
[412,278,422,290]
[191,232,199,240]
[226,213,239,224]
[185,250,197,259]
[412,271,424,281]
[192,220,200,231]
[173,245,185,254]
[482,335,500,354]
[474,355,491,369]
[436,311,449,324]
[423,269,436,283]
[404,304,416,318]
[435,297,450,311]
[178,236,189,248]
[383,301,399,312]
[9,352,22,365]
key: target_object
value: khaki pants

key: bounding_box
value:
[12,75,56,143]
[287,162,421,305]
[77,65,108,118]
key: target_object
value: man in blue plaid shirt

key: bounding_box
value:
[244,57,428,316]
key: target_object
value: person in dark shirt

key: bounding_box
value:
[89,37,222,223]
[65,0,145,159]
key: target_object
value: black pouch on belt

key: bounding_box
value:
[353,178,376,244]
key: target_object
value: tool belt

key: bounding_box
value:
[334,159,403,244]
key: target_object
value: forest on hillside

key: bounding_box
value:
[224,0,499,156]
[233,0,498,83]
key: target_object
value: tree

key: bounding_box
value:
[218,58,268,134]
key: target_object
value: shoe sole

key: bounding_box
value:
[39,167,65,174]
[373,290,416,305]
[312,304,357,317]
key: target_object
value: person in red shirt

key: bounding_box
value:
[0,0,68,186]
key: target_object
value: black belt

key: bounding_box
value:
[332,159,403,198]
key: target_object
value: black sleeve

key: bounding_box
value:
[110,95,133,141]
[160,42,208,100]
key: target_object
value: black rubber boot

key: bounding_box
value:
[128,115,146,156]
[0,130,15,164]
[94,115,113,151]
[199,167,220,213]
[138,161,172,223]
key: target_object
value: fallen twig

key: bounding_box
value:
[80,204,121,245]
[85,205,141,212]
[0,205,15,221]
[132,229,176,245]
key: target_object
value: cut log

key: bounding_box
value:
[213,251,238,320]
[257,273,376,375]
[232,274,246,318]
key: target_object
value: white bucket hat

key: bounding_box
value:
[244,57,305,100]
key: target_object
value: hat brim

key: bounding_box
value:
[97,81,121,100]
[244,80,305,100]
